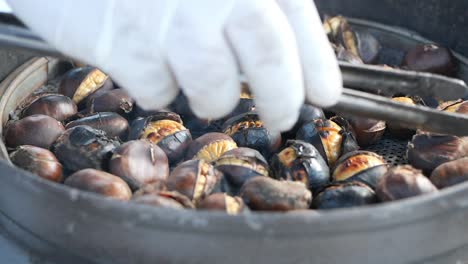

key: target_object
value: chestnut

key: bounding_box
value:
[222,112,281,158]
[128,111,192,164]
[21,94,77,121]
[312,182,377,210]
[296,118,358,167]
[59,66,113,105]
[439,100,468,115]
[5,115,65,149]
[430,158,468,189]
[133,181,168,197]
[283,104,326,140]
[346,116,386,147]
[10,145,63,183]
[52,125,120,172]
[132,191,195,209]
[214,147,269,195]
[65,112,129,139]
[387,97,418,139]
[376,165,438,202]
[270,140,330,194]
[407,131,468,175]
[198,193,246,215]
[240,177,312,211]
[109,140,169,191]
[86,89,134,115]
[332,150,388,189]
[64,169,132,201]
[185,132,237,163]
[167,159,223,203]
[402,44,457,76]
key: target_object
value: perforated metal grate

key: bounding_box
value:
[365,133,409,166]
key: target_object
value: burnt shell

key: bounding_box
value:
[66,112,129,139]
[5,114,65,149]
[312,182,377,210]
[376,165,438,202]
[21,94,77,121]
[52,125,120,172]
[283,104,325,139]
[109,140,169,191]
[185,132,237,162]
[64,169,131,201]
[430,158,468,189]
[197,193,246,215]
[10,145,63,183]
[86,89,134,115]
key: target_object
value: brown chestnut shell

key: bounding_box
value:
[21,94,77,121]
[185,132,237,163]
[402,44,457,76]
[65,112,129,139]
[59,67,111,105]
[346,116,386,147]
[86,89,134,115]
[10,145,63,183]
[430,158,468,189]
[197,193,246,215]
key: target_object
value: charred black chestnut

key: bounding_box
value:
[198,193,246,215]
[222,112,280,158]
[5,115,65,149]
[52,125,120,172]
[86,89,134,115]
[240,177,312,211]
[376,165,438,201]
[407,131,468,175]
[59,66,113,105]
[270,140,330,194]
[65,112,129,139]
[346,116,385,147]
[64,168,132,200]
[283,104,326,140]
[128,111,192,164]
[332,150,388,189]
[213,147,269,195]
[167,159,223,203]
[402,44,457,76]
[21,94,77,121]
[185,132,237,163]
[312,182,377,210]
[10,145,63,182]
[430,158,468,189]
[132,190,195,209]
[109,140,169,191]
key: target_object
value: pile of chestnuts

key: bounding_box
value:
[3,16,468,214]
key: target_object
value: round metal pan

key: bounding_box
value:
[0,20,468,264]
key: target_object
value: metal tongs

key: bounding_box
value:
[1,21,468,136]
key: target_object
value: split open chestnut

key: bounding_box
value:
[402,44,457,76]
[64,168,132,201]
[346,116,386,147]
[270,140,330,195]
[65,112,129,139]
[312,182,377,210]
[240,177,312,211]
[376,165,438,202]
[5,114,65,149]
[86,89,134,115]
[21,94,77,121]
[167,159,223,203]
[128,111,192,164]
[430,158,468,189]
[109,140,169,191]
[197,193,246,215]
[440,100,468,114]
[52,125,120,172]
[185,132,237,163]
[332,150,388,189]
[132,190,195,209]
[387,97,418,139]
[10,145,63,183]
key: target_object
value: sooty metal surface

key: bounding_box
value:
[366,133,409,166]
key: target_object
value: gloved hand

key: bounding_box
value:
[9,0,342,132]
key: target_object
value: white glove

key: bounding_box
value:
[9,0,342,132]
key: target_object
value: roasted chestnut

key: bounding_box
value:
[283,104,326,140]
[52,125,120,172]
[198,193,246,215]
[167,159,223,203]
[270,140,330,194]
[402,44,456,76]
[86,89,134,115]
[376,165,438,202]
[65,112,129,139]
[185,132,237,163]
[430,158,468,189]
[109,140,169,191]
[133,181,168,197]
[64,168,132,201]
[5,114,65,149]
[439,100,468,114]
[332,151,388,189]
[132,191,195,209]
[296,118,358,167]
[312,182,377,210]
[213,147,269,195]
[387,97,418,139]
[59,66,113,105]
[10,145,63,183]
[407,131,468,175]
[240,177,312,211]
[21,94,77,121]
[222,112,281,158]
[128,111,192,164]
[346,116,385,147]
